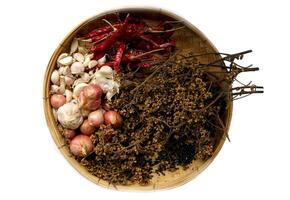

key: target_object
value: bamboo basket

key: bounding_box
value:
[43,8,232,191]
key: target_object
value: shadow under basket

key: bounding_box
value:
[43,8,232,191]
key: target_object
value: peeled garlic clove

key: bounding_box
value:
[65,89,73,102]
[64,76,74,86]
[50,85,60,94]
[88,60,98,69]
[58,56,73,66]
[73,83,88,99]
[57,101,83,129]
[71,62,84,74]
[97,55,106,65]
[73,53,84,63]
[51,70,60,85]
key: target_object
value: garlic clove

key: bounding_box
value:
[88,70,94,75]
[64,76,74,87]
[65,89,73,102]
[73,53,84,63]
[57,53,69,62]
[59,76,66,94]
[50,85,60,94]
[58,56,73,66]
[70,38,78,55]
[58,66,68,76]
[97,55,106,65]
[88,60,98,69]
[71,62,84,75]
[81,73,91,83]
[83,55,91,67]
[51,70,60,85]
[73,83,88,99]
[98,65,114,78]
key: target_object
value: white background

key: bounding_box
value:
[0,0,289,199]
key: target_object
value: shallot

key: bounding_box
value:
[88,109,104,127]
[78,84,103,111]
[50,94,66,109]
[63,129,76,140]
[104,110,123,128]
[69,135,93,157]
[80,119,95,135]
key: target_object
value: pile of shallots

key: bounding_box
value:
[50,39,122,157]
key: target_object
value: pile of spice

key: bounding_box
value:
[49,13,263,185]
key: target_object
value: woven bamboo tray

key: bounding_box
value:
[43,8,232,191]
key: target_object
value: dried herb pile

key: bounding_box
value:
[78,52,240,185]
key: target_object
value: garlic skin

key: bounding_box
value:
[73,83,88,99]
[52,108,58,121]
[57,101,83,129]
[71,62,84,75]
[51,70,60,85]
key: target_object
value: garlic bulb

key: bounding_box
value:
[71,62,84,74]
[57,101,83,129]
[51,70,60,85]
